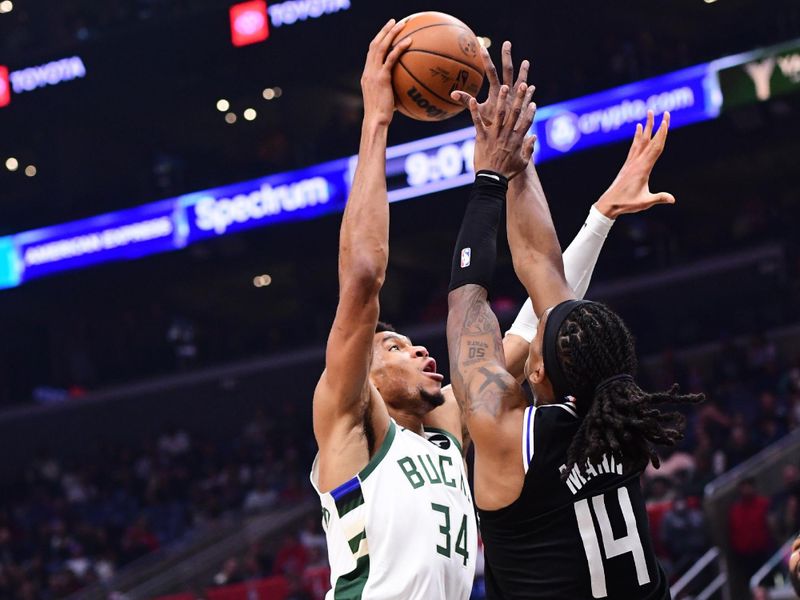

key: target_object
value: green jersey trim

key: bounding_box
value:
[333,554,370,599]
[358,420,397,481]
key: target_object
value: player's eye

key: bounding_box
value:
[388,345,400,351]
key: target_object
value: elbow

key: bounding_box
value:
[340,260,385,298]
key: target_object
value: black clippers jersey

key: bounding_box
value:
[478,402,670,600]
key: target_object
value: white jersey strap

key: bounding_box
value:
[522,405,537,473]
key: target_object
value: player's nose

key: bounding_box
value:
[412,345,429,358]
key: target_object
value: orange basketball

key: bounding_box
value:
[391,12,485,121]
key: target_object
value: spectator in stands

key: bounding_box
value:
[684,447,716,498]
[285,573,313,600]
[302,546,331,600]
[158,422,191,456]
[121,515,160,562]
[644,446,695,482]
[768,464,800,544]
[273,531,309,579]
[298,516,325,555]
[660,492,708,576]
[242,540,272,580]
[728,478,774,579]
[243,475,277,513]
[212,557,243,587]
[724,424,757,469]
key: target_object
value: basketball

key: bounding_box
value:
[391,12,485,121]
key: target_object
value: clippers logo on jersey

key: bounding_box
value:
[0,67,9,108]
[229,0,270,47]
[460,247,471,268]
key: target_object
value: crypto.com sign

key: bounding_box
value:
[0,56,87,108]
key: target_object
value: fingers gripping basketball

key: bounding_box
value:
[390,12,486,121]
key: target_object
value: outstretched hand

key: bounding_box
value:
[451,41,531,127]
[360,19,412,126]
[468,81,537,179]
[595,110,675,219]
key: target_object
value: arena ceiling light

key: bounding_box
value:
[5,157,18,171]
[24,165,36,177]
[216,99,230,112]
[262,86,282,100]
[252,274,272,287]
[243,108,257,121]
[0,1,13,14]
[224,112,237,124]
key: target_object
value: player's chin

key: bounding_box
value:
[419,386,445,409]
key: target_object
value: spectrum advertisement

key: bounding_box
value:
[1,38,797,290]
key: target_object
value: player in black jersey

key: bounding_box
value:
[446,48,703,599]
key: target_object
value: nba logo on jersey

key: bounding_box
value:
[0,67,10,108]
[460,247,471,268]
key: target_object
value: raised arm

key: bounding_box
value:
[312,20,411,490]
[504,110,677,376]
[507,110,674,319]
[445,82,538,507]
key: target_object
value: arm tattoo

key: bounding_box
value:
[447,285,513,421]
[477,367,507,394]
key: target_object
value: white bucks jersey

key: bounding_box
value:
[310,421,476,599]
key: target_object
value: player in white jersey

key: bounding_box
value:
[311,417,474,598]
[310,20,476,600]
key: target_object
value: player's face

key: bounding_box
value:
[526,307,556,406]
[370,332,445,414]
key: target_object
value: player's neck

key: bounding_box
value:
[390,410,425,436]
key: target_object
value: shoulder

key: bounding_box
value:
[523,401,579,473]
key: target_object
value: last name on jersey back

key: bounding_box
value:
[477,405,670,600]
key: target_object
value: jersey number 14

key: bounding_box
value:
[574,487,651,598]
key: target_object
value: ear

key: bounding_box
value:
[529,355,547,385]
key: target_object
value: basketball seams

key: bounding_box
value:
[397,60,462,108]
[403,49,485,80]
[392,22,475,47]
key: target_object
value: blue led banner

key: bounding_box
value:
[180,157,352,242]
[532,63,721,162]
[6,200,182,287]
[2,38,796,290]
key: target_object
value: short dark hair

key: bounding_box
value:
[375,321,396,334]
[556,303,704,478]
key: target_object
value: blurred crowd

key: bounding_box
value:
[0,325,797,599]
[640,333,800,584]
[0,408,314,599]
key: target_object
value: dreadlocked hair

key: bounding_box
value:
[558,303,704,480]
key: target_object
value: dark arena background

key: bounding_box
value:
[1,1,800,599]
